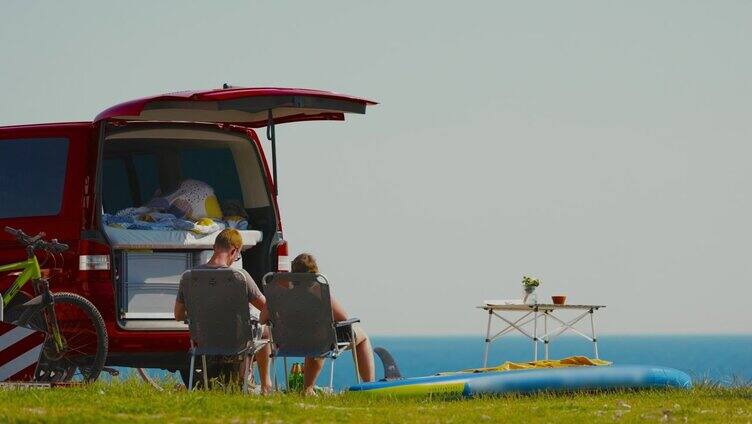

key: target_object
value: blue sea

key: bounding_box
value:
[132,334,751,390]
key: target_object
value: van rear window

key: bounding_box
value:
[102,154,159,213]
[0,138,69,218]
[180,148,243,202]
[102,146,245,214]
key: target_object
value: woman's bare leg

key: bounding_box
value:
[256,327,273,393]
[354,326,375,382]
[303,356,325,395]
[256,345,273,393]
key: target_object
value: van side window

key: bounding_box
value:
[0,138,69,218]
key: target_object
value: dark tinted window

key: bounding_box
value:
[102,158,130,214]
[0,138,69,218]
[102,146,244,214]
[133,154,159,201]
[102,154,159,213]
[181,148,243,202]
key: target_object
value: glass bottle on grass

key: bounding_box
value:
[288,362,304,392]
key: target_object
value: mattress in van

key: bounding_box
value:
[103,226,263,250]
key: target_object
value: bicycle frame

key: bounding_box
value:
[0,256,41,307]
[0,256,65,351]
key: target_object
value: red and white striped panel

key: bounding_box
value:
[0,321,45,382]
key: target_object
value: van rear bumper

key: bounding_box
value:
[105,322,191,369]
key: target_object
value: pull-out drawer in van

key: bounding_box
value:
[119,251,195,320]
[118,250,245,320]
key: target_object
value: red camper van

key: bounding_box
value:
[0,87,376,381]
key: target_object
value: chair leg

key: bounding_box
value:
[350,328,361,384]
[201,355,209,389]
[283,357,289,391]
[268,330,278,392]
[188,353,195,390]
[242,355,250,394]
[329,357,335,391]
[249,353,257,386]
[272,356,278,391]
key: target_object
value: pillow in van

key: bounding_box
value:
[220,199,249,230]
[147,179,223,221]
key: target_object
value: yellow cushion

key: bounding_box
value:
[203,195,222,219]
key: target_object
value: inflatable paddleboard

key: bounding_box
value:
[349,365,692,397]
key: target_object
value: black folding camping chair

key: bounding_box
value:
[182,268,269,393]
[262,272,361,391]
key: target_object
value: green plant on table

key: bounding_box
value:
[522,275,541,292]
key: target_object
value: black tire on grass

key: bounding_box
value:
[17,292,108,382]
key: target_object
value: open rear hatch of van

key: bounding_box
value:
[95,87,376,330]
[95,87,377,127]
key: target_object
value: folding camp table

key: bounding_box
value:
[479,303,605,367]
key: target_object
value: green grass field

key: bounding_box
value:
[0,379,749,423]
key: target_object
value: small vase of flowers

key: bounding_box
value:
[522,275,540,305]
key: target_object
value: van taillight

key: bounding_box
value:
[276,241,290,272]
[78,240,111,271]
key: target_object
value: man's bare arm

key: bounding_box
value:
[251,294,266,313]
[252,294,268,324]
[174,300,186,321]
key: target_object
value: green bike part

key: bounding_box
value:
[46,316,65,352]
[47,307,65,351]
[0,256,41,306]
[1,256,66,351]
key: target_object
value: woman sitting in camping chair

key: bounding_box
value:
[263,253,375,395]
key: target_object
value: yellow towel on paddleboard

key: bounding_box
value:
[440,356,611,375]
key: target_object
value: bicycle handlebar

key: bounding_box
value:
[49,239,69,252]
[4,226,69,253]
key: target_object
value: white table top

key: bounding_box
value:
[478,303,605,311]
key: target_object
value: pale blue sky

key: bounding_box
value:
[1,1,751,334]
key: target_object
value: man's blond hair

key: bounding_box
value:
[214,228,243,251]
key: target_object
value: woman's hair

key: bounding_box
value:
[291,253,319,274]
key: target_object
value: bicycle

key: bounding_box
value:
[1,226,108,382]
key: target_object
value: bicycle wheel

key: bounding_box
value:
[17,292,108,382]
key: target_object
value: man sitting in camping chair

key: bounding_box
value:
[262,253,375,395]
[174,228,273,393]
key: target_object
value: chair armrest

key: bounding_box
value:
[335,317,360,328]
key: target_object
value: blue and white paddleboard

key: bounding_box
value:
[348,365,692,397]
